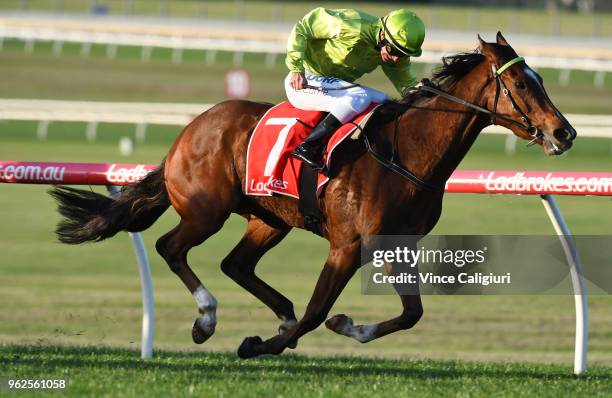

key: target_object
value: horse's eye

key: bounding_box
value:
[515,80,526,90]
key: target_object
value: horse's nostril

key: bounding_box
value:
[553,128,574,142]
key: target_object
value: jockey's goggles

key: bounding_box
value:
[383,40,407,58]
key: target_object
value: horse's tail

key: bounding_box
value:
[49,162,170,244]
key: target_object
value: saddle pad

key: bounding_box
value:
[245,101,380,199]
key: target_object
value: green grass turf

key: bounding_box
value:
[1,0,611,37]
[1,345,611,398]
[1,38,611,113]
[0,129,611,368]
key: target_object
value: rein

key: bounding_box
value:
[363,130,439,191]
[364,56,540,192]
[421,56,543,143]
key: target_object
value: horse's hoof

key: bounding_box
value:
[325,313,352,334]
[237,336,263,359]
[192,317,215,344]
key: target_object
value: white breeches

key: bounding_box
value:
[284,72,389,123]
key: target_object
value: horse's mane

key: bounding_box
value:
[427,51,486,91]
[377,50,485,119]
[368,50,485,135]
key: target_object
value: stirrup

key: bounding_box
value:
[303,159,329,177]
[291,149,323,169]
[311,162,329,176]
[290,148,328,175]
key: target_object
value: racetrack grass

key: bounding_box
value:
[1,135,612,368]
[1,345,611,398]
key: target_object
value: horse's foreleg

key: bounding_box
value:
[325,294,423,343]
[221,217,298,343]
[156,218,227,344]
[325,261,423,343]
[237,241,360,358]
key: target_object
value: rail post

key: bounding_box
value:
[107,185,154,359]
[540,194,588,375]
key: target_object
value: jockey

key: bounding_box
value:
[285,7,425,170]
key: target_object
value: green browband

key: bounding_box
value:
[495,56,525,76]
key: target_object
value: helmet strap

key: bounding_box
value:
[374,30,385,50]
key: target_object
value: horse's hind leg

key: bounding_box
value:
[221,217,297,342]
[156,217,228,344]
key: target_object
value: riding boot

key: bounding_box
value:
[291,113,342,170]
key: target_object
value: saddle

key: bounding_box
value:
[245,101,381,234]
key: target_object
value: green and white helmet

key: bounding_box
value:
[381,9,426,57]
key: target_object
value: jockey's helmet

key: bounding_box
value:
[381,9,425,57]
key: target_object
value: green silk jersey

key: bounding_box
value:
[285,7,418,95]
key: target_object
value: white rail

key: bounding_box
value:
[0,99,205,125]
[1,18,612,74]
[1,99,611,140]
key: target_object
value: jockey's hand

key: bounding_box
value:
[290,72,306,90]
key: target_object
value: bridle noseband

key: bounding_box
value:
[364,55,544,191]
[490,57,544,145]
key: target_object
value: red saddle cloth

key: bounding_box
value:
[245,101,379,198]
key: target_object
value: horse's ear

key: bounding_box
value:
[496,31,510,46]
[478,34,488,52]
[478,34,491,53]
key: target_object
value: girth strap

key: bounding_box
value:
[298,164,324,235]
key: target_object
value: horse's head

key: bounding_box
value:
[478,32,576,155]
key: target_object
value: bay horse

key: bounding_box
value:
[50,33,575,358]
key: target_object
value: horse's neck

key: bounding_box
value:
[398,70,492,186]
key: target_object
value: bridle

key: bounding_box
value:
[421,56,543,145]
[363,55,544,192]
